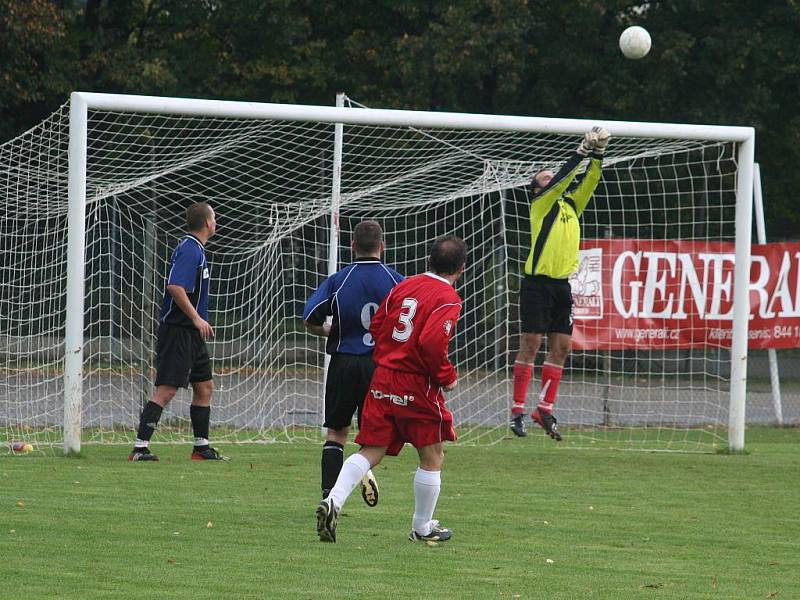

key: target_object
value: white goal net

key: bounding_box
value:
[0,93,757,454]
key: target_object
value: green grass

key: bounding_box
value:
[2,428,799,599]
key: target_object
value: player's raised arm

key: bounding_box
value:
[529,129,599,216]
[570,126,610,215]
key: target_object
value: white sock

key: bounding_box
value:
[412,468,441,535]
[327,453,370,510]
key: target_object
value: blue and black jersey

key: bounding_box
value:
[159,234,210,327]
[303,258,403,355]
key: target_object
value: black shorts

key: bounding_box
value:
[519,275,574,335]
[154,323,212,388]
[324,353,375,430]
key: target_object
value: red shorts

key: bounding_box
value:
[355,366,456,456]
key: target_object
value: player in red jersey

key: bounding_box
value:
[315,235,467,543]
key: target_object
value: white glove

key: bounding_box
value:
[576,130,598,157]
[592,126,610,155]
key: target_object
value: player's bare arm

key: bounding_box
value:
[304,321,331,337]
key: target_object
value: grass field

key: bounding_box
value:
[2,427,798,599]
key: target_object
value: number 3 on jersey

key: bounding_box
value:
[392,298,418,342]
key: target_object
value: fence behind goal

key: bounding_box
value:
[0,92,770,454]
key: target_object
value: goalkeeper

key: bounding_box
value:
[509,126,610,440]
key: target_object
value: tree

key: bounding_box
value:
[0,0,67,140]
[0,0,798,236]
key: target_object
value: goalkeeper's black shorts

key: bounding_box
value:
[323,353,375,430]
[519,275,574,335]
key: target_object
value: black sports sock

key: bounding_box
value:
[190,405,211,447]
[136,401,163,442]
[321,441,344,498]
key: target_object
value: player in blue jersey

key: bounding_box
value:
[128,201,227,461]
[303,220,403,505]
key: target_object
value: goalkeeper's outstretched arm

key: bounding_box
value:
[570,126,610,214]
[531,126,607,198]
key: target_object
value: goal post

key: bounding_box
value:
[64,95,89,455]
[752,162,783,426]
[730,133,754,451]
[4,91,756,454]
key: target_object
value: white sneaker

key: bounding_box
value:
[409,520,452,542]
[360,469,379,507]
[316,497,339,543]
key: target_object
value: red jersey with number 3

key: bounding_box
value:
[369,272,462,387]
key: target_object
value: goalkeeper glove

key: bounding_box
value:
[576,131,598,157]
[591,126,610,156]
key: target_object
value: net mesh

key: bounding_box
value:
[0,96,776,453]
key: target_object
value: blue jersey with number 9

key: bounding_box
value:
[303,258,403,355]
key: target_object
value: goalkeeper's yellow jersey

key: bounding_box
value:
[524,152,602,279]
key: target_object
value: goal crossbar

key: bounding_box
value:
[73,92,753,141]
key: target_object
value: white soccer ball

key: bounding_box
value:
[619,26,651,60]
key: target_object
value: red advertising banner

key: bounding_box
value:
[570,240,800,350]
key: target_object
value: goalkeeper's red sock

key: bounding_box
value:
[536,362,563,414]
[512,362,533,414]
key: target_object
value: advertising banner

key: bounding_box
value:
[570,240,800,350]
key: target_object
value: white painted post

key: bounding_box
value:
[729,133,756,451]
[329,93,344,279]
[753,163,783,425]
[63,93,89,455]
[319,93,345,436]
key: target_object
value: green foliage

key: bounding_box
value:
[1,0,799,234]
[0,0,69,140]
[2,428,798,598]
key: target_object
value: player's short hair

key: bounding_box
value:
[186,202,213,232]
[353,220,383,254]
[428,235,467,275]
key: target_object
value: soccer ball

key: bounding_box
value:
[619,26,651,60]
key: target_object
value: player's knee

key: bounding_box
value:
[550,343,571,363]
[153,385,178,405]
[518,333,542,361]
[420,455,444,471]
[515,348,536,363]
[359,445,386,467]
[326,427,349,444]
[418,445,445,470]
[192,379,214,402]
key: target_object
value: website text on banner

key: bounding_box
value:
[570,240,800,350]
